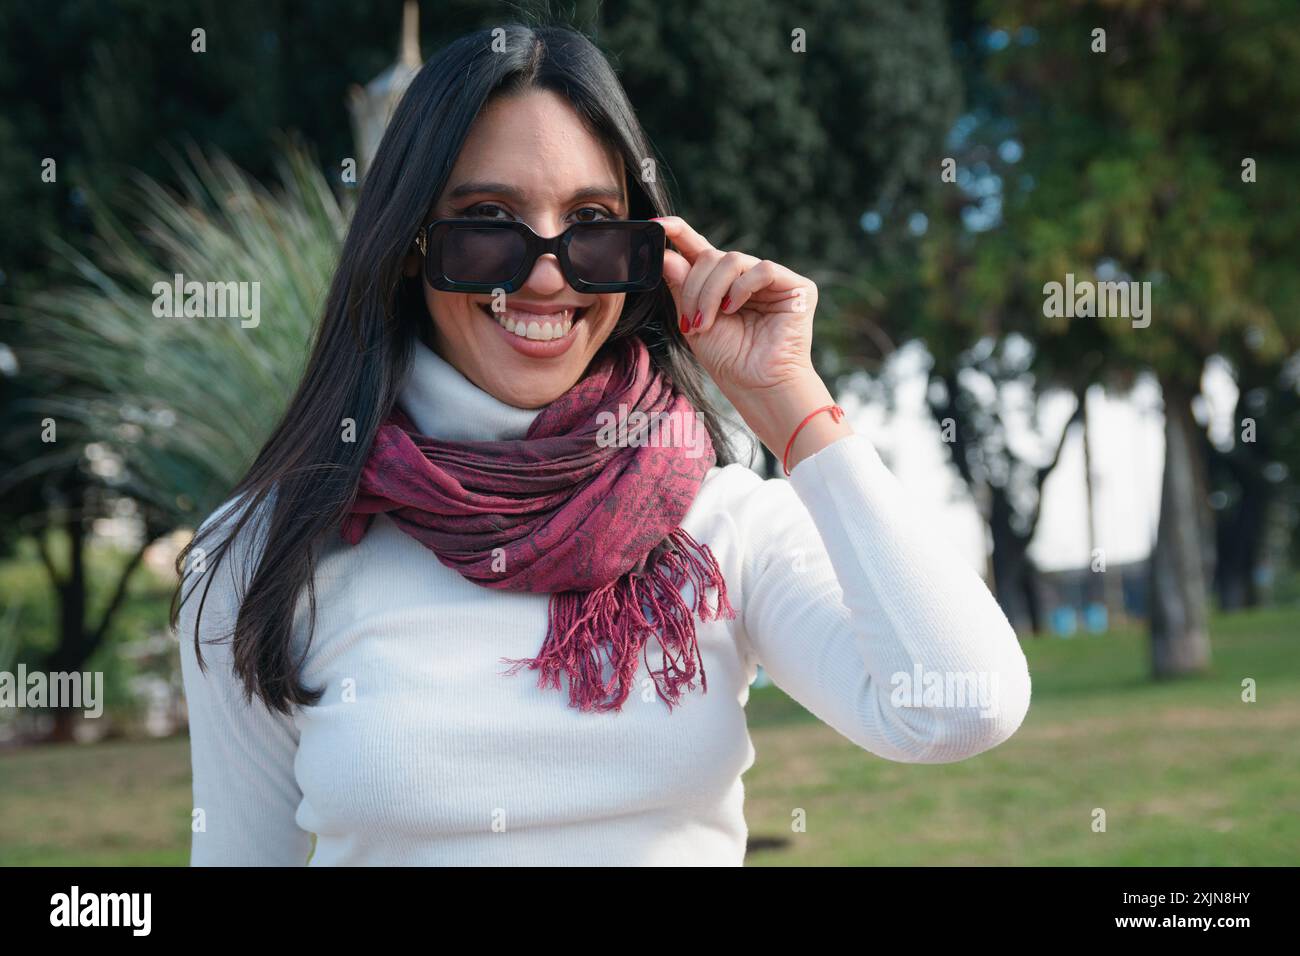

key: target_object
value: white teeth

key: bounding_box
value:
[487,306,576,341]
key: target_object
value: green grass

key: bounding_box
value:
[0,737,193,865]
[744,606,1300,865]
[2,607,1297,865]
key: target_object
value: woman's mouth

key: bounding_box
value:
[478,303,588,358]
[481,304,582,340]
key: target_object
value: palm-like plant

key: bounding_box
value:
[0,143,347,739]
[13,142,349,525]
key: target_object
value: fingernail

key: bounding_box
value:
[680,314,690,334]
[693,310,702,328]
[720,296,731,312]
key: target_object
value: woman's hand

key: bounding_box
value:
[653,215,853,472]
[655,216,815,391]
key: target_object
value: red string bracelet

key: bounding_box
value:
[782,404,846,476]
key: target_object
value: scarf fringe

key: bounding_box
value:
[500,527,736,713]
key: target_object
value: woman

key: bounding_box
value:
[176,23,1031,866]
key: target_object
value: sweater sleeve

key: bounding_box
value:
[176,500,313,865]
[728,432,1032,763]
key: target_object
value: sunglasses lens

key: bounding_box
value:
[429,220,661,291]
[567,223,656,285]
[440,225,527,285]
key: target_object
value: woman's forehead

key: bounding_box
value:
[443,90,626,207]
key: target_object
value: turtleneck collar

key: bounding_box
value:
[398,338,543,441]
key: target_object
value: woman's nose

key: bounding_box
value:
[523,252,568,294]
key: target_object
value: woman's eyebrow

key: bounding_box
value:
[567,184,627,206]
[446,181,626,206]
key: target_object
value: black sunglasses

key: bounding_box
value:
[415,218,665,294]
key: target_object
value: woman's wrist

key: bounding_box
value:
[728,372,854,474]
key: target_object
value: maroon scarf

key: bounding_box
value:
[340,336,734,713]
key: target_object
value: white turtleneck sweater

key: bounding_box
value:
[177,339,1032,866]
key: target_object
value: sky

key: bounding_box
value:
[831,344,1238,575]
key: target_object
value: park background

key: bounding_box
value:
[1,0,1297,865]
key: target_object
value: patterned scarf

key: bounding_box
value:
[341,335,734,712]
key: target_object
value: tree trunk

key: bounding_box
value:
[989,490,1036,636]
[40,494,157,743]
[47,507,89,743]
[1149,377,1212,677]
[1212,451,1272,611]
[1022,554,1044,634]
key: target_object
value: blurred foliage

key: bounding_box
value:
[0,0,487,304]
[837,1,1300,637]
[985,0,1300,381]
[592,0,960,275]
[0,0,958,300]
[845,0,1300,388]
[11,144,348,524]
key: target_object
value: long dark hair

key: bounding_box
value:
[172,23,736,714]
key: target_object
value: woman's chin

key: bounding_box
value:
[481,329,610,407]
[476,344,585,408]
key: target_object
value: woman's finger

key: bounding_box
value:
[661,248,692,329]
[721,259,814,316]
[650,216,715,264]
[679,248,727,331]
[691,250,761,333]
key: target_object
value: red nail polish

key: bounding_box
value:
[693,310,703,328]
[680,314,690,333]
[721,296,731,312]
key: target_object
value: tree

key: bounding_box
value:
[985,0,1300,676]
[831,20,1095,635]
[925,338,1083,635]
[0,348,174,740]
[593,0,959,276]
[1205,354,1300,609]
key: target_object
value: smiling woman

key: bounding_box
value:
[409,89,643,404]
[173,22,1032,867]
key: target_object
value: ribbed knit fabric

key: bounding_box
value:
[178,339,1032,866]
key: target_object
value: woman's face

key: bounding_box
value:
[407,89,630,409]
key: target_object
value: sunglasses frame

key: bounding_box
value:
[415,218,666,294]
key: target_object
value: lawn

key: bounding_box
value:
[2,607,1297,866]
[743,606,1300,865]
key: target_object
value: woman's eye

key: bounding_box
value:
[573,206,614,223]
[464,203,509,219]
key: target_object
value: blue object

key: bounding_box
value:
[1050,606,1078,637]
